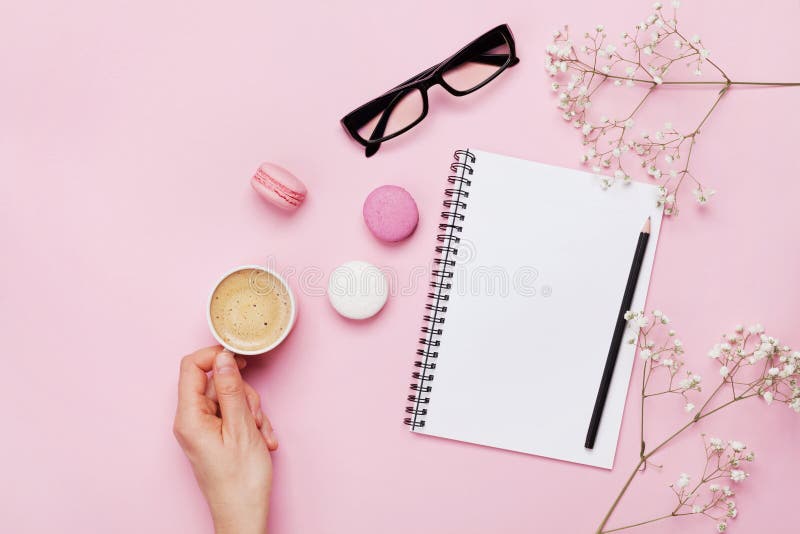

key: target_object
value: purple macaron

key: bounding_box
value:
[363,185,419,242]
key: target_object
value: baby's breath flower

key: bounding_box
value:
[693,187,715,205]
[730,469,747,483]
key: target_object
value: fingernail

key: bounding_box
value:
[269,431,279,449]
[215,350,236,374]
[256,409,264,426]
[235,356,247,369]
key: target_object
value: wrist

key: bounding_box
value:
[210,501,269,534]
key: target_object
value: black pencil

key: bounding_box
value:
[585,217,651,450]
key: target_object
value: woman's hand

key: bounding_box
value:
[174,346,278,534]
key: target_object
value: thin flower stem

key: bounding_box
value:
[726,81,800,86]
[627,87,655,120]
[597,458,646,534]
[640,360,648,457]
[573,65,800,86]
[691,84,730,134]
[669,26,731,81]
[601,513,674,533]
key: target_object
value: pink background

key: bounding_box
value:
[2,1,799,532]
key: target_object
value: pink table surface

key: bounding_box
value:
[2,1,799,533]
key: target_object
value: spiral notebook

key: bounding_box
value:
[404,149,663,469]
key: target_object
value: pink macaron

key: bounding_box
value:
[363,185,419,242]
[251,162,307,211]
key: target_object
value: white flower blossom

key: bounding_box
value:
[684,402,695,412]
[730,469,747,482]
[693,187,715,205]
[676,472,690,488]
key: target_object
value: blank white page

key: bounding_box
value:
[416,149,663,469]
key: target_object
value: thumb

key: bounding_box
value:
[212,349,252,435]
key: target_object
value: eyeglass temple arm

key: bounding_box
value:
[365,90,407,157]
[385,53,514,93]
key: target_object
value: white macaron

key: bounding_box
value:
[327,260,388,320]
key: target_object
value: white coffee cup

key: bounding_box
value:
[207,265,297,356]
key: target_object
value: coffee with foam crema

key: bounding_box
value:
[210,268,293,353]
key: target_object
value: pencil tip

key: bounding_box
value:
[642,217,651,234]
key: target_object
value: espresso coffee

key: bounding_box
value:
[210,268,293,353]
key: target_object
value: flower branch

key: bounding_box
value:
[545,1,800,215]
[597,313,798,532]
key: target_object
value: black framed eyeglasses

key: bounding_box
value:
[341,24,520,157]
